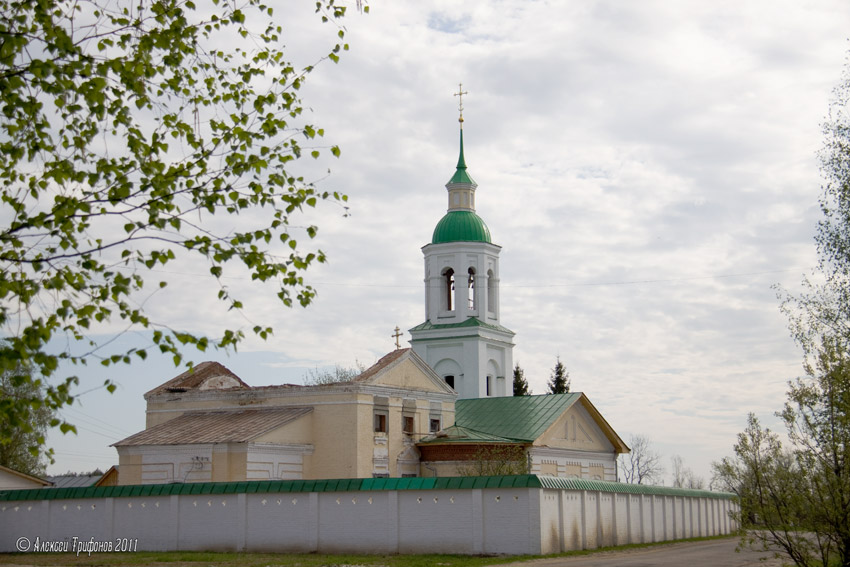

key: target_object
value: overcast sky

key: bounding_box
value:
[45,1,850,485]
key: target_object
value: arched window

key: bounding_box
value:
[487,269,496,313]
[467,268,476,310]
[443,268,455,311]
[487,360,500,397]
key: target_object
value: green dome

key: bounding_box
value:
[432,210,492,244]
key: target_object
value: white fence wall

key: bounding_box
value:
[536,490,738,554]
[0,481,738,555]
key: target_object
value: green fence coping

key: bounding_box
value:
[0,475,735,502]
[535,476,735,499]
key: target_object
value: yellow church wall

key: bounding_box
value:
[145,394,258,427]
[383,401,400,478]
[307,392,452,479]
[212,449,247,482]
[143,392,388,480]
[309,397,364,478]
[252,412,314,445]
[564,463,583,478]
[145,390,351,429]
[441,400,455,426]
[137,351,457,481]
[145,405,184,428]
[211,451,228,482]
[370,357,449,393]
[383,401,414,478]
[300,452,314,479]
[588,464,605,481]
[536,404,612,453]
[418,460,463,477]
[116,454,142,485]
[280,392,453,479]
[395,400,454,477]
[231,450,248,481]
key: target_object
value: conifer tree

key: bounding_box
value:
[512,363,531,396]
[547,357,571,394]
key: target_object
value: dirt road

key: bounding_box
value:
[493,538,786,567]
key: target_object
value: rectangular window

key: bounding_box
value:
[374,412,387,433]
[373,395,389,434]
[372,473,389,479]
[445,375,455,389]
[486,375,491,396]
[429,401,442,434]
[403,415,414,434]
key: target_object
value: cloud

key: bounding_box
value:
[44,0,850,484]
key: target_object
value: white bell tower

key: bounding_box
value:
[410,87,515,399]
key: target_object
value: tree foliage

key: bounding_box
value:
[455,444,531,477]
[781,58,850,367]
[618,434,663,485]
[512,362,530,396]
[547,357,570,394]
[0,361,55,476]
[0,0,361,451]
[719,58,850,567]
[303,361,366,386]
[713,342,850,567]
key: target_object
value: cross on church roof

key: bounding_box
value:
[454,83,468,125]
[392,326,403,350]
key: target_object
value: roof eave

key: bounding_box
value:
[578,395,630,454]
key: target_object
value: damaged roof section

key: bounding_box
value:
[145,361,249,397]
[113,407,312,446]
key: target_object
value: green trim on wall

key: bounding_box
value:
[409,317,514,335]
[0,475,735,501]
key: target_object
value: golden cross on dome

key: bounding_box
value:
[392,326,403,350]
[454,83,468,125]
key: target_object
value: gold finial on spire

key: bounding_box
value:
[392,326,403,350]
[454,83,468,126]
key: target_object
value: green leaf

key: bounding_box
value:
[0,0,357,461]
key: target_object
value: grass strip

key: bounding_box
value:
[0,535,735,567]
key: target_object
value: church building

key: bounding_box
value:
[114,349,455,483]
[409,111,515,399]
[111,106,629,484]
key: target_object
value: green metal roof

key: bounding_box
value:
[454,394,582,442]
[409,317,513,335]
[419,425,519,444]
[432,211,491,244]
[0,475,735,501]
[447,129,476,186]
